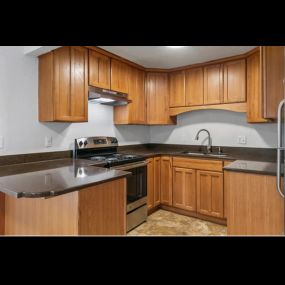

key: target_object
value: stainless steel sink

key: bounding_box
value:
[181,151,228,157]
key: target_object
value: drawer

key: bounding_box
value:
[172,157,223,172]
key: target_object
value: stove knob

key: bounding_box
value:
[84,140,88,146]
[79,141,83,147]
[111,138,118,144]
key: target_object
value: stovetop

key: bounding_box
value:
[87,153,144,167]
[74,136,145,167]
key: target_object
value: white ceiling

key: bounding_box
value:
[99,46,256,68]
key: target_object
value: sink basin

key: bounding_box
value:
[181,151,228,157]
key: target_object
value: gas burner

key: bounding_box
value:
[89,156,106,162]
[106,157,119,162]
[121,155,138,159]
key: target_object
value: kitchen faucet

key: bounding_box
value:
[195,129,212,153]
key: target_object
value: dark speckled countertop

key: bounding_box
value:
[223,160,277,176]
[0,159,130,198]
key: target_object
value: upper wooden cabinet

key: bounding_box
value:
[247,46,284,122]
[262,46,284,119]
[160,156,173,206]
[89,50,110,89]
[39,46,88,122]
[111,59,130,94]
[203,64,223,105]
[146,73,176,125]
[114,67,146,124]
[185,67,204,106]
[169,71,185,107]
[223,59,246,103]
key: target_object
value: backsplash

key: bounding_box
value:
[149,110,277,148]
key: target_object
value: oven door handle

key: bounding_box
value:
[110,161,147,171]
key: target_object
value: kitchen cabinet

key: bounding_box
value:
[0,193,4,235]
[223,59,246,103]
[160,156,173,206]
[111,59,130,94]
[146,158,154,210]
[197,170,224,218]
[39,46,88,122]
[247,46,284,122]
[172,167,196,211]
[225,171,284,235]
[203,64,223,105]
[146,73,176,125]
[89,49,110,89]
[169,70,185,107]
[147,157,161,211]
[172,157,224,219]
[185,67,204,106]
[262,46,284,119]
[154,157,161,206]
[114,67,146,124]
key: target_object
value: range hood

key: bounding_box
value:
[88,86,131,106]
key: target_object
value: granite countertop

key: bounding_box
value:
[0,159,130,198]
[223,160,277,176]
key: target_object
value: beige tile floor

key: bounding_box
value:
[128,209,227,236]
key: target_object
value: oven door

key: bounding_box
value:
[111,161,147,207]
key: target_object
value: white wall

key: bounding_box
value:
[0,46,277,156]
[0,46,149,155]
[150,110,277,148]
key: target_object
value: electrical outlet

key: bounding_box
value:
[237,135,247,145]
[0,136,4,149]
[45,136,52,148]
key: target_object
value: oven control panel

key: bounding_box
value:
[75,137,118,149]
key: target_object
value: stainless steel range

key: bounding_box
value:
[74,136,147,232]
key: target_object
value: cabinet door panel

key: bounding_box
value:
[147,158,154,210]
[70,46,88,121]
[169,71,185,107]
[89,50,110,89]
[153,157,161,206]
[111,59,129,94]
[185,67,204,106]
[224,59,246,103]
[204,64,223,105]
[160,157,172,206]
[197,171,223,218]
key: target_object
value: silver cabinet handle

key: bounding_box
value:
[277,99,285,198]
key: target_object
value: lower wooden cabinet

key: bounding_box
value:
[172,167,196,211]
[0,193,4,235]
[153,157,161,206]
[197,170,224,218]
[147,157,161,210]
[160,156,173,206]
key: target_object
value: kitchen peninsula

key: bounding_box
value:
[0,159,130,236]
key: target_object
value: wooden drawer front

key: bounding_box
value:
[173,157,223,172]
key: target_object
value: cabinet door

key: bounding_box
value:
[0,192,4,235]
[185,67,204,106]
[153,157,161,206]
[173,167,196,211]
[262,46,285,119]
[169,70,185,107]
[89,50,110,89]
[129,68,146,123]
[224,59,246,103]
[197,171,223,218]
[111,59,129,94]
[160,156,172,206]
[146,73,175,125]
[70,46,88,121]
[247,50,269,123]
[204,64,223,105]
[147,158,154,211]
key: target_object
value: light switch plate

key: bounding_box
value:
[45,136,52,147]
[237,135,247,145]
[0,136,4,149]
